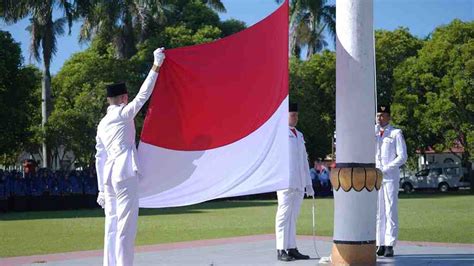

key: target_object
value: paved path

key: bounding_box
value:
[1,234,473,265]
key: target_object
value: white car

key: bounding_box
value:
[400,164,470,193]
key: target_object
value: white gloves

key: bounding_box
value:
[305,185,315,197]
[97,191,105,209]
[153,47,165,67]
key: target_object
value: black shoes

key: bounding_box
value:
[384,246,394,257]
[376,246,385,256]
[376,245,394,257]
[277,250,294,261]
[287,248,310,260]
[277,248,310,261]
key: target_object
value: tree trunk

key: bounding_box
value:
[305,13,315,58]
[41,65,51,168]
[289,1,302,57]
[115,8,137,59]
[422,151,427,170]
[306,42,314,58]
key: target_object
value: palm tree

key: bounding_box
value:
[1,0,77,168]
[77,1,160,59]
[78,0,226,59]
[298,17,329,58]
[277,0,335,58]
[202,0,226,13]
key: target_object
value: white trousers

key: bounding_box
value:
[275,189,304,250]
[376,180,399,247]
[104,177,139,266]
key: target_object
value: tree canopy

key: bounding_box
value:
[0,30,41,166]
[392,20,474,166]
[1,0,472,176]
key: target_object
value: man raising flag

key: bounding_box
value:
[95,48,165,266]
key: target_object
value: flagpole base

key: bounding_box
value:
[330,164,381,265]
[331,242,376,265]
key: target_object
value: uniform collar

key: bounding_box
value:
[289,127,298,137]
[107,103,125,113]
[382,124,393,131]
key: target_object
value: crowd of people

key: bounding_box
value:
[0,162,334,213]
[0,168,99,212]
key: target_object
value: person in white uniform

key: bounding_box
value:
[375,104,407,257]
[95,48,165,266]
[275,102,314,261]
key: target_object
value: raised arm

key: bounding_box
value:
[120,48,166,120]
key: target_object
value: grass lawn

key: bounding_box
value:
[1,193,473,257]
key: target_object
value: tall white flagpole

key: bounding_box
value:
[330,0,381,264]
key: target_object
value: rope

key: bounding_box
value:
[311,195,321,259]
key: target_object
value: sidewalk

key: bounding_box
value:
[1,234,473,265]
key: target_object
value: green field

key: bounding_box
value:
[1,193,473,258]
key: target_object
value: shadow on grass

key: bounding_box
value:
[0,199,277,221]
[2,191,472,221]
[377,253,474,265]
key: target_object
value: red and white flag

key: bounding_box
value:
[138,2,289,208]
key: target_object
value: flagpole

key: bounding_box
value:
[330,0,380,264]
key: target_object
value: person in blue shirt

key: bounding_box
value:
[309,163,320,185]
[0,183,5,200]
[12,172,29,211]
[0,172,7,212]
[79,171,87,194]
[13,173,26,196]
[30,172,44,197]
[0,170,5,198]
[60,172,73,195]
[84,170,98,195]
[49,172,61,196]
[69,171,83,195]
[319,165,330,188]
[4,171,13,198]
[0,171,6,200]
[40,170,50,195]
[309,160,322,196]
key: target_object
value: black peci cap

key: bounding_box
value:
[377,104,391,114]
[107,82,127,97]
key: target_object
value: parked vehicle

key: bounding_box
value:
[400,164,470,193]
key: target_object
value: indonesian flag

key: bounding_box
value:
[138,2,289,208]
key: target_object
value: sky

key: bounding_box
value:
[0,0,472,74]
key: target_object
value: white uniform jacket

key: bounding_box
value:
[375,124,408,181]
[288,127,312,190]
[95,70,159,192]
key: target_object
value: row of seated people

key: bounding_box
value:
[0,169,99,212]
[0,169,98,198]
